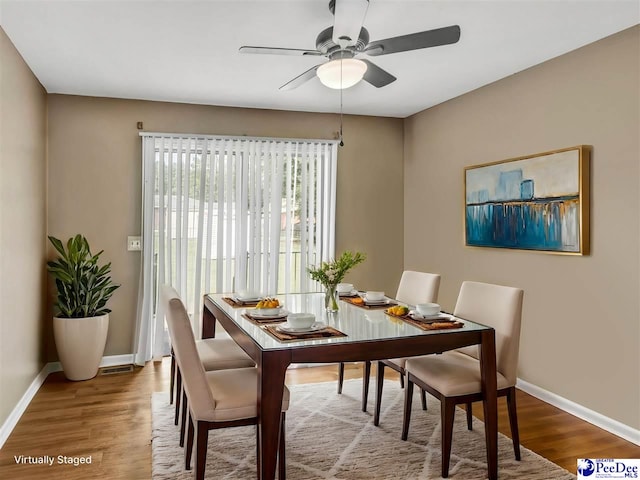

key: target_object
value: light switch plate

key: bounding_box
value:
[127,236,142,251]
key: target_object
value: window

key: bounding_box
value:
[134,133,338,363]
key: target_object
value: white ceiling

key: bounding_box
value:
[1,0,638,118]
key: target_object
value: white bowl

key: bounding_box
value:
[416,303,441,316]
[287,313,316,329]
[365,291,385,302]
[237,290,261,300]
[337,283,354,293]
[254,307,282,316]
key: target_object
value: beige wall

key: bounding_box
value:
[0,29,48,426]
[46,96,404,358]
[404,26,639,429]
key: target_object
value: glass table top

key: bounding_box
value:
[207,293,490,351]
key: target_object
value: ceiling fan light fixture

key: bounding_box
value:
[317,58,367,89]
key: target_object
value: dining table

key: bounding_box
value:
[202,292,498,480]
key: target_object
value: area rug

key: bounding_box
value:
[151,379,575,479]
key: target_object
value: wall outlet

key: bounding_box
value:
[127,236,142,251]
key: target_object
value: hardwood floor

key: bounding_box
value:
[0,359,638,479]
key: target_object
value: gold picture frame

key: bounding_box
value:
[464,145,590,255]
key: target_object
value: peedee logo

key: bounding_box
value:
[578,459,595,477]
[578,459,640,479]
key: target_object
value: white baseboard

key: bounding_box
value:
[99,354,135,368]
[516,378,640,446]
[0,362,56,449]
[0,354,135,449]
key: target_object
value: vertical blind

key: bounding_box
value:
[134,133,338,364]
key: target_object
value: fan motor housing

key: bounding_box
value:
[315,26,369,55]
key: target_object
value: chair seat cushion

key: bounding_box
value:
[384,358,406,370]
[201,368,290,422]
[405,352,513,397]
[196,338,255,371]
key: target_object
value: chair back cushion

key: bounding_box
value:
[161,285,216,420]
[395,271,441,306]
[453,281,524,385]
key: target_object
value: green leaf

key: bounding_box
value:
[48,236,68,259]
[47,234,120,318]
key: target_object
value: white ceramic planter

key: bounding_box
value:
[53,314,109,381]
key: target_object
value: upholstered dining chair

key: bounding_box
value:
[337,270,441,412]
[163,288,255,448]
[372,270,441,423]
[163,285,289,480]
[401,281,524,478]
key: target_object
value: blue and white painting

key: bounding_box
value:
[465,148,586,253]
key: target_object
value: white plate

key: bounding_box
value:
[233,295,262,303]
[338,289,358,297]
[248,308,287,319]
[276,322,327,334]
[409,311,450,320]
[364,299,391,306]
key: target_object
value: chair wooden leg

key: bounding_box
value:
[337,362,345,394]
[169,350,175,404]
[256,422,261,476]
[179,390,187,447]
[399,372,404,389]
[441,398,456,478]
[373,361,385,426]
[361,361,371,412]
[278,413,286,480]
[466,402,473,430]
[401,378,414,441]
[174,368,182,425]
[195,421,209,480]
[420,388,427,410]
[506,387,521,460]
[185,413,194,470]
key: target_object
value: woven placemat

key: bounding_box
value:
[261,324,347,342]
[385,311,464,331]
[222,297,260,308]
[341,297,397,309]
[241,313,288,325]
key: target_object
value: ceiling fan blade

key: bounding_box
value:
[239,46,323,56]
[361,59,396,88]
[279,65,321,91]
[365,25,461,56]
[332,0,369,46]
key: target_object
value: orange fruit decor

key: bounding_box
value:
[256,298,280,309]
[386,305,409,316]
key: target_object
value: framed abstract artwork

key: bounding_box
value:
[464,145,590,255]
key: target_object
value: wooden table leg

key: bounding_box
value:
[202,304,216,339]
[361,361,371,412]
[480,329,498,480]
[257,350,291,480]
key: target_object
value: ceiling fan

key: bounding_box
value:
[239,0,461,91]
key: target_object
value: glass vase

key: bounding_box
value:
[325,285,340,312]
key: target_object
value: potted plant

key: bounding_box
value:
[47,235,120,381]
